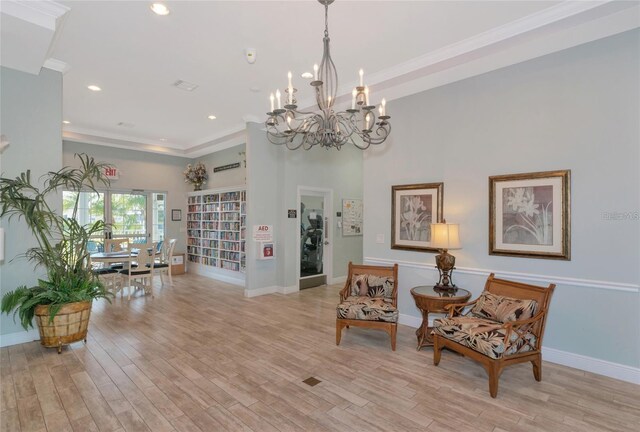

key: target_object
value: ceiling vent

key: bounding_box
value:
[117,122,135,128]
[172,80,199,91]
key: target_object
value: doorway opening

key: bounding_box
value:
[298,187,332,290]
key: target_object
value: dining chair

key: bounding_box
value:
[119,242,157,300]
[106,238,131,270]
[88,254,120,296]
[150,238,176,286]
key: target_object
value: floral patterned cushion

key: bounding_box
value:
[432,316,537,359]
[337,296,398,322]
[470,291,538,323]
[349,274,395,298]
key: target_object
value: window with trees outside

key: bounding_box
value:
[62,190,166,252]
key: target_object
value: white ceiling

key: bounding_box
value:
[3,1,639,157]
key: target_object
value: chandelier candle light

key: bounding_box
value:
[266,0,391,150]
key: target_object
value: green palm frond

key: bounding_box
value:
[0,153,114,330]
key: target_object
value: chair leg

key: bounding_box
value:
[433,335,443,366]
[390,324,397,351]
[336,320,343,346]
[531,353,542,382]
[168,267,173,286]
[488,362,501,398]
[127,275,132,300]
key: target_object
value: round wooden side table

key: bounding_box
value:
[410,286,471,351]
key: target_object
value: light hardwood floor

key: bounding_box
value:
[1,273,638,432]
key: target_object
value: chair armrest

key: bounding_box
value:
[445,300,478,317]
[500,310,547,345]
[338,279,351,301]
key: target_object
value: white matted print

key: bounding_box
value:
[391,183,443,252]
[490,170,570,260]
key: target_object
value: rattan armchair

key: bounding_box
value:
[432,273,555,398]
[336,262,399,350]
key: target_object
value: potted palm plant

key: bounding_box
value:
[1,154,113,353]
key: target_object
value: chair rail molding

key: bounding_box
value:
[365,257,639,293]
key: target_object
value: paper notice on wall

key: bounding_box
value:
[342,199,363,236]
[252,225,273,242]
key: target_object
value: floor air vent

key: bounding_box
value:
[302,377,321,387]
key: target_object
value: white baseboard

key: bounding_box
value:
[244,285,279,297]
[330,275,347,285]
[244,285,299,297]
[542,347,640,385]
[399,313,424,329]
[398,313,640,385]
[0,329,40,348]
[281,285,298,294]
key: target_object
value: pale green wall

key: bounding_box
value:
[0,67,63,337]
[63,141,191,253]
[362,30,640,367]
[281,145,364,287]
[245,122,364,292]
[192,144,246,189]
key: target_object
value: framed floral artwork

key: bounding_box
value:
[391,183,444,252]
[489,170,570,260]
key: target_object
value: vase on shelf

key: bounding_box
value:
[193,182,203,191]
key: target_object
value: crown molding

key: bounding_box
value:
[185,126,246,158]
[63,130,191,158]
[43,58,70,74]
[62,0,640,156]
[0,0,69,31]
[355,0,622,94]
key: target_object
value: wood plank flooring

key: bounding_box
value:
[1,273,638,432]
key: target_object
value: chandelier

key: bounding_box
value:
[266,0,391,151]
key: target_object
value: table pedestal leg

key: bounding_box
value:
[415,310,433,350]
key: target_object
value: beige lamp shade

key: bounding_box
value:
[430,223,461,250]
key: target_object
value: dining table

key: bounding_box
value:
[90,250,139,269]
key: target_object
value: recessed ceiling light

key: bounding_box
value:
[160,138,167,142]
[207,115,217,120]
[62,120,71,124]
[249,86,261,93]
[87,85,102,92]
[301,72,313,79]
[150,3,170,16]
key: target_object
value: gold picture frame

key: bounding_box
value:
[391,183,444,252]
[489,170,570,260]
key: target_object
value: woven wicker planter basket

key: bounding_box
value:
[34,301,92,353]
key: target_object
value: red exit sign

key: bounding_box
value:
[103,166,119,180]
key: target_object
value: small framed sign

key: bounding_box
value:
[288,209,297,218]
[213,162,241,173]
[171,209,182,221]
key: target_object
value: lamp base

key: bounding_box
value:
[434,249,457,290]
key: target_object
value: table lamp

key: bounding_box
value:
[430,222,461,290]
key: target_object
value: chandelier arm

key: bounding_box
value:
[265,0,391,151]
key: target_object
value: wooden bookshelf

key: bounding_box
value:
[186,187,246,285]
